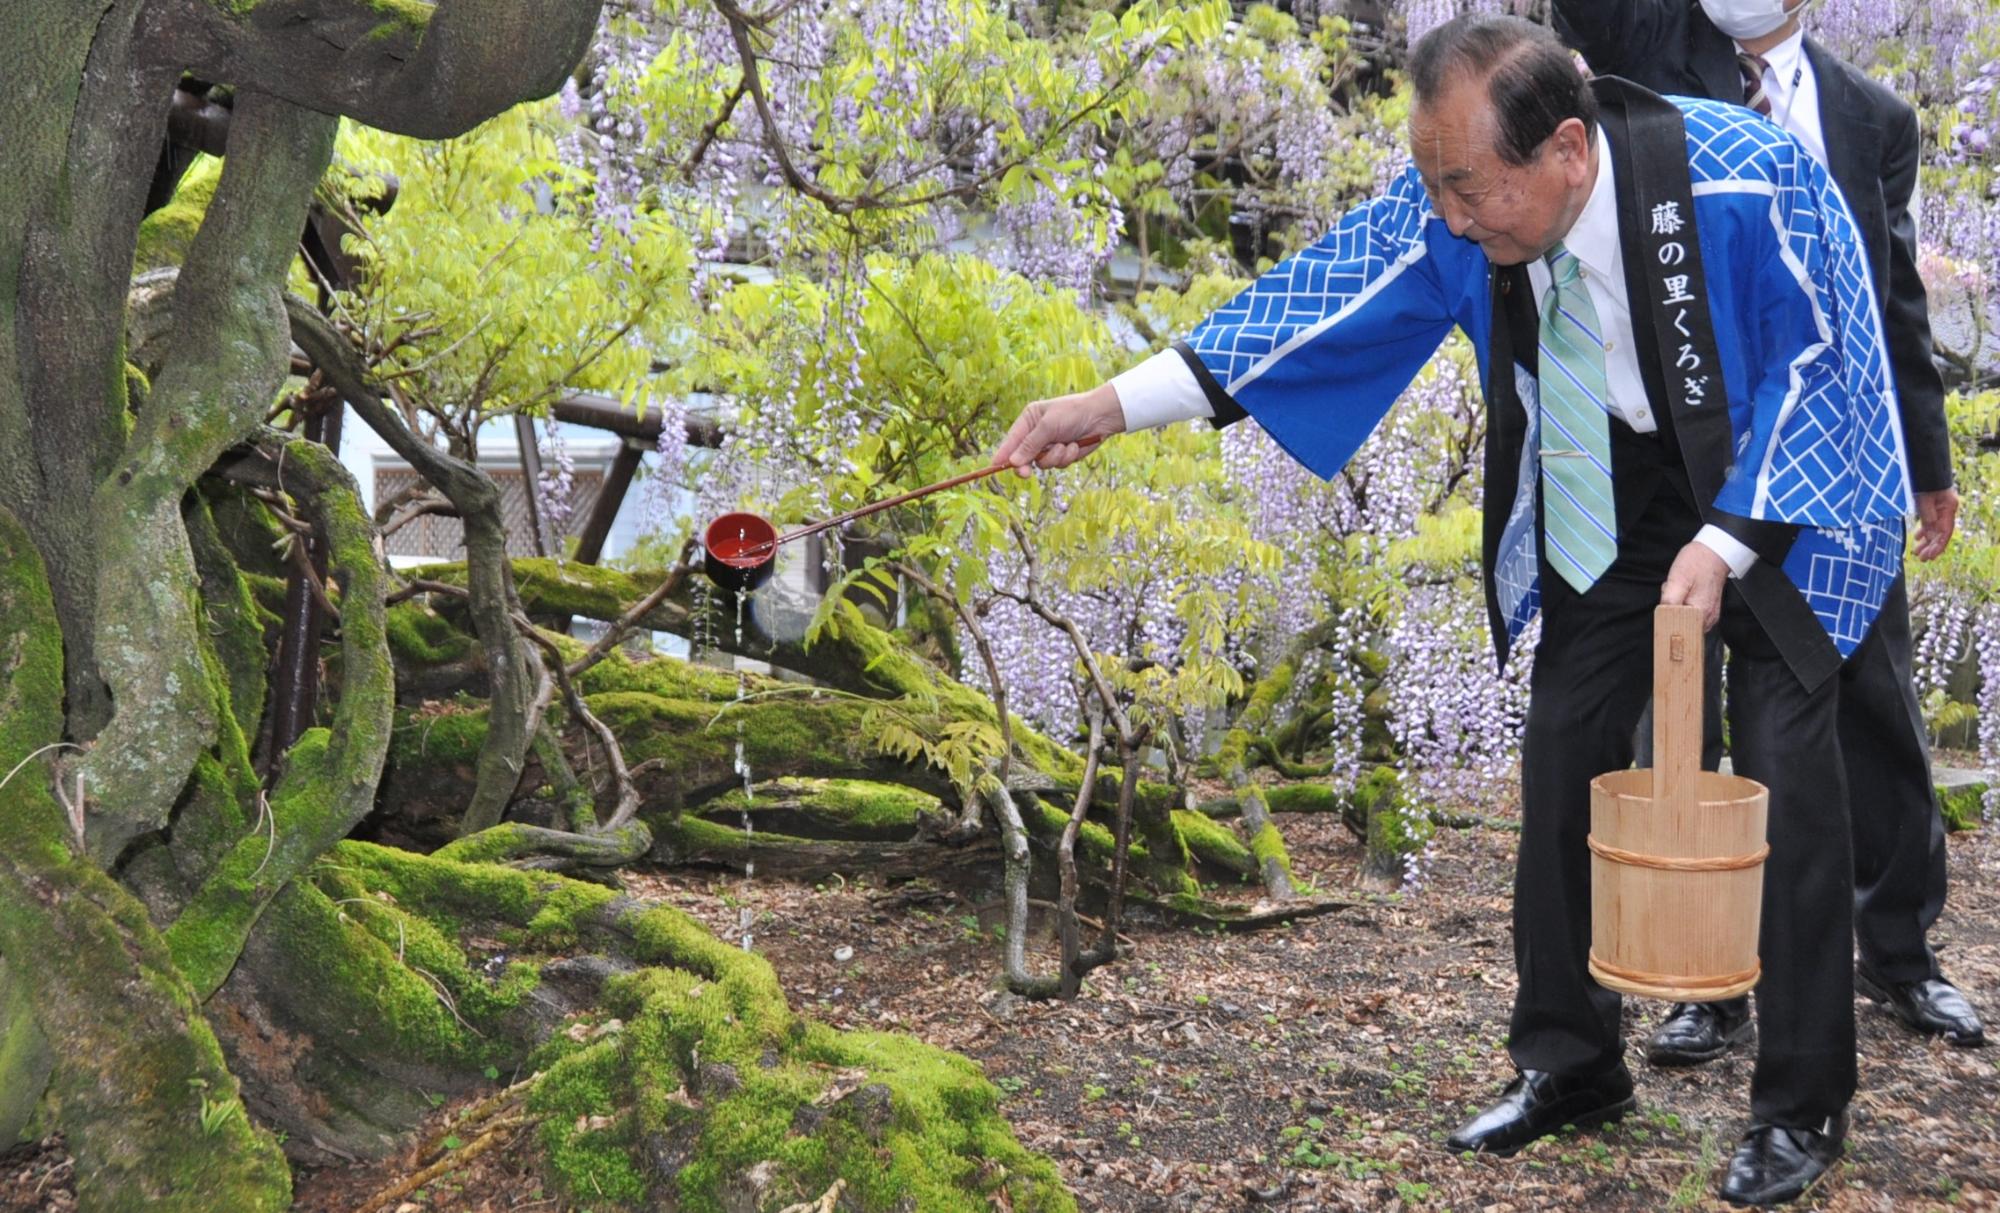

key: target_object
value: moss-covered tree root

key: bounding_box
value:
[329,842,1077,1211]
[385,586,1212,878]
[288,297,550,838]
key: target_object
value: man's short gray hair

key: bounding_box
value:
[1409,14,1599,166]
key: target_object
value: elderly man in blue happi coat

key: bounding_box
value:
[992,15,1912,1207]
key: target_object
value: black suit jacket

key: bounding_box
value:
[1552,1,1955,492]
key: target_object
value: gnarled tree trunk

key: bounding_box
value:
[0,1,600,1204]
[0,4,1099,1210]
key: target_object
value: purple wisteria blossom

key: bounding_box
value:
[536,416,577,552]
[1977,603,2000,819]
[1402,0,1516,46]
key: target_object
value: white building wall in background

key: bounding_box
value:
[337,411,655,567]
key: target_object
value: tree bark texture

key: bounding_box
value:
[0,508,292,1210]
[0,2,605,1206]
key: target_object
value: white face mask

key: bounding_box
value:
[1699,0,1808,41]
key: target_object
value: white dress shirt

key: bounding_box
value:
[1109,127,1758,575]
[1743,28,1826,170]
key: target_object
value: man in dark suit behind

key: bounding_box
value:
[1552,0,1985,1062]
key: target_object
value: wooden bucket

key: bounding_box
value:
[1587,605,1769,1001]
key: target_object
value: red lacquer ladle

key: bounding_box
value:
[702,436,1103,591]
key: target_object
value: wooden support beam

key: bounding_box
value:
[551,440,646,636]
[266,401,344,764]
[574,441,643,567]
[550,392,723,449]
[513,412,551,558]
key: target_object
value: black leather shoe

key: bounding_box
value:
[1444,1066,1635,1156]
[1719,1112,1847,1206]
[1856,969,1985,1047]
[1645,997,1753,1067]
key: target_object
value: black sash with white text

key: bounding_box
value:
[1591,76,1843,690]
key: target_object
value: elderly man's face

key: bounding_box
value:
[1409,77,1594,266]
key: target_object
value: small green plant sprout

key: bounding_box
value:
[187,1078,242,1138]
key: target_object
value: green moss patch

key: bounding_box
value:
[529,949,1072,1212]
[1939,780,1989,833]
[1248,816,1297,884]
[1172,808,1254,877]
[1025,799,1145,869]
[696,777,940,838]
[385,601,477,667]
[322,842,1071,1210]
[390,702,492,769]
[134,155,221,272]
[1263,782,1344,814]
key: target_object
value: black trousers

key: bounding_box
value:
[1844,573,1948,984]
[1505,442,1857,1127]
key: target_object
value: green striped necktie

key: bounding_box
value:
[1537,244,1618,592]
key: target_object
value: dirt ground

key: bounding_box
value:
[6,780,1998,1213]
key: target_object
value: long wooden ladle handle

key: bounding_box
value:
[1651,604,1706,817]
[743,435,1106,556]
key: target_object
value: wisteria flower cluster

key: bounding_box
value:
[562,0,2000,882]
[536,417,578,552]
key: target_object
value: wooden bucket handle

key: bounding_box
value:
[1651,604,1705,816]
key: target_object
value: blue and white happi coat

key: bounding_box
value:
[1180,96,1913,661]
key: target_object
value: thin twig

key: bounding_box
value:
[681,77,749,176]
[777,1179,847,1213]
[281,532,343,628]
[563,540,698,680]
[896,562,1013,785]
[517,613,642,830]
[411,964,484,1038]
[355,1113,537,1213]
[246,487,315,535]
[249,788,278,880]
[380,495,457,539]
[332,897,408,964]
[1058,707,1105,997]
[712,0,1155,216]
[386,577,471,606]
[369,477,435,527]
[966,893,1139,950]
[427,1070,542,1156]
[52,766,88,850]
[1002,521,1131,741]
[0,742,84,795]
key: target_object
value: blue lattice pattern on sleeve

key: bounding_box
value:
[1185,167,1437,392]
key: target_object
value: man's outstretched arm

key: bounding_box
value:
[997,167,1462,474]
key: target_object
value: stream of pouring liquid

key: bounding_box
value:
[732,593,754,950]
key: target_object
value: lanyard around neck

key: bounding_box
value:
[1771,60,1807,133]
[1747,47,1809,135]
